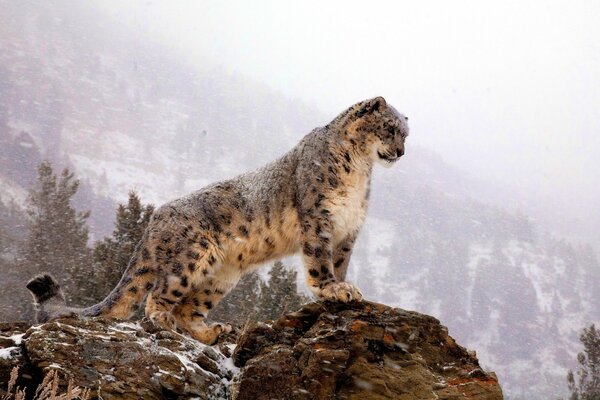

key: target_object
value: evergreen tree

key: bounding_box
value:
[92,191,154,301]
[568,324,600,400]
[211,262,310,323]
[255,261,309,320]
[20,161,91,304]
[209,272,261,323]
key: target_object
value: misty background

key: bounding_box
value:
[96,0,600,251]
[1,1,599,399]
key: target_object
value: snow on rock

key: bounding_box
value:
[9,317,235,400]
[0,346,19,360]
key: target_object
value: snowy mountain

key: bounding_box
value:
[0,0,319,238]
[1,1,598,398]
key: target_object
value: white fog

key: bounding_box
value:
[96,0,600,250]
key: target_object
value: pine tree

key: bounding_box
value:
[20,161,91,304]
[568,324,600,400]
[255,261,309,320]
[92,191,154,301]
[209,272,261,323]
[211,262,310,323]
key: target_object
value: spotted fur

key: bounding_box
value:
[26,96,409,344]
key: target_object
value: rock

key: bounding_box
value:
[0,322,30,388]
[231,301,503,400]
[1,318,235,399]
[0,302,503,399]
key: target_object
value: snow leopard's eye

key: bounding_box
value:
[387,127,396,137]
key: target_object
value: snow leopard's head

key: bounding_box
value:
[343,96,409,168]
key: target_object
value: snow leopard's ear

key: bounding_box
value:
[356,96,386,117]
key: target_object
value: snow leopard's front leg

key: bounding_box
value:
[300,212,362,303]
[332,233,357,281]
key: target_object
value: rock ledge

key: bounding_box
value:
[0,301,503,399]
[231,301,502,400]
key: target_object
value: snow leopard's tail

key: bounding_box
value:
[26,240,157,323]
[26,273,75,323]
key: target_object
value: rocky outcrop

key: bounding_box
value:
[0,301,503,399]
[231,301,502,400]
[1,317,235,399]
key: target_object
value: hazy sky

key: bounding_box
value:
[95,0,600,231]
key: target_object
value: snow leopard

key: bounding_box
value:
[27,96,409,344]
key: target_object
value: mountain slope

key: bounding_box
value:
[0,2,598,398]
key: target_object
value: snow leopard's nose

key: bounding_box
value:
[396,148,404,157]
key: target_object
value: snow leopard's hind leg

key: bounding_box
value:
[143,247,220,333]
[170,265,238,344]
